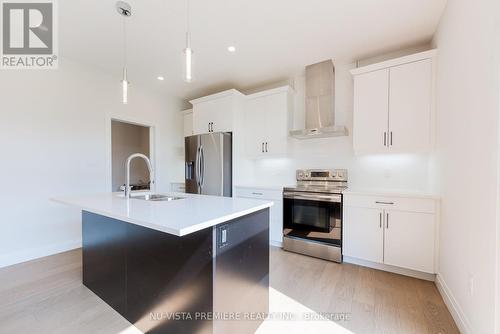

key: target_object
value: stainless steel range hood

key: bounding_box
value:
[290,60,348,139]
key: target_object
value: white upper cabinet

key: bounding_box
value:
[244,96,268,157]
[351,50,435,154]
[190,89,244,135]
[244,86,293,158]
[353,69,390,153]
[389,60,432,152]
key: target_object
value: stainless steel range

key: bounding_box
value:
[283,169,348,263]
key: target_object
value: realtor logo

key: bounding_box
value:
[1,0,58,69]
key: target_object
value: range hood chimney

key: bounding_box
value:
[290,60,348,139]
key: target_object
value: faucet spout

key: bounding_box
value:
[125,153,155,198]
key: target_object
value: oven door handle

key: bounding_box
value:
[283,192,341,203]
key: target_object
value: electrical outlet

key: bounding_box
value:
[468,275,474,296]
[219,225,228,248]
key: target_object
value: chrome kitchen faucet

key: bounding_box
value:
[124,153,155,198]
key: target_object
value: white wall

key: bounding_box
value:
[240,62,434,192]
[0,58,184,268]
[432,0,500,333]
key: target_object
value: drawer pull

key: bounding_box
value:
[252,192,264,196]
[375,201,394,205]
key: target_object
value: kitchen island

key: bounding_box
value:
[54,192,273,334]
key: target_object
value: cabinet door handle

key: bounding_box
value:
[265,142,268,153]
[390,131,393,146]
[384,132,387,146]
[211,122,214,132]
[386,213,389,229]
[261,142,264,153]
[379,212,382,228]
[208,123,211,132]
[375,201,394,205]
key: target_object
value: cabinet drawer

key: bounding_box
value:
[234,187,283,201]
[344,194,436,214]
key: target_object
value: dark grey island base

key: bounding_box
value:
[82,209,270,334]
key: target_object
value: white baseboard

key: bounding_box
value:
[435,273,472,334]
[0,239,81,269]
[343,256,436,281]
[270,240,283,248]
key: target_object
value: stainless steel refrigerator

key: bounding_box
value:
[185,132,232,197]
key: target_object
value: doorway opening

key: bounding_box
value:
[111,120,152,192]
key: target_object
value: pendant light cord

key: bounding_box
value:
[185,0,192,48]
[123,16,127,69]
[186,0,190,34]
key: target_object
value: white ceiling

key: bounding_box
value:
[59,0,447,101]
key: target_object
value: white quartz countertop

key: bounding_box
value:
[53,192,273,236]
[234,184,285,191]
[343,189,440,200]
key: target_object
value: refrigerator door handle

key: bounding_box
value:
[200,145,205,187]
[195,146,201,189]
[219,135,225,196]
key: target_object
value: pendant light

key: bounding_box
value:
[116,1,131,104]
[184,0,193,82]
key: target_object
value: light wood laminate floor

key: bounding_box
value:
[0,247,459,334]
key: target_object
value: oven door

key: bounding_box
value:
[283,191,341,233]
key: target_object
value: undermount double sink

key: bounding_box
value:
[119,193,185,202]
[134,194,185,201]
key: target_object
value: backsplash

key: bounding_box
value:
[247,138,432,192]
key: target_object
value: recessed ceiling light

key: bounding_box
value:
[227,46,236,53]
[157,76,165,81]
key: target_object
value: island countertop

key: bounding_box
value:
[53,192,273,236]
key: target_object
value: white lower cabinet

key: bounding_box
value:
[269,201,283,244]
[383,210,435,273]
[234,187,283,245]
[343,194,437,274]
[344,207,384,263]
